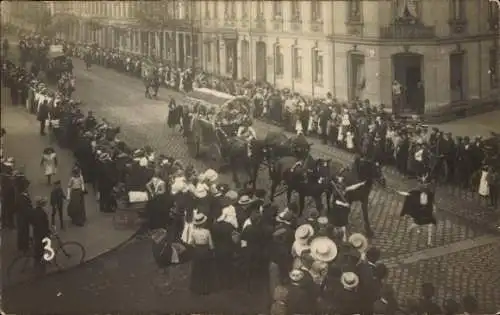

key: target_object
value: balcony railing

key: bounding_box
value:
[309,20,323,33]
[272,17,283,32]
[289,19,302,32]
[448,18,467,34]
[380,19,436,39]
[252,17,266,31]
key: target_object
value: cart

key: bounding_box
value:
[186,96,251,170]
[112,192,148,230]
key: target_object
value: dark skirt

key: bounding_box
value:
[67,189,86,226]
[189,244,214,295]
[329,204,350,227]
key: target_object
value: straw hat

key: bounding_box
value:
[310,237,338,262]
[289,269,305,283]
[294,224,314,242]
[171,180,187,195]
[340,272,359,289]
[192,212,207,226]
[348,233,369,253]
[317,216,329,225]
[225,190,238,201]
[204,169,218,182]
[238,195,253,205]
[276,210,294,225]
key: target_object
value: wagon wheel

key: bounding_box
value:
[206,143,222,172]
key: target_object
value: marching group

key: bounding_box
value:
[1,31,495,315]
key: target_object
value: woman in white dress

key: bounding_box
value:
[40,147,57,184]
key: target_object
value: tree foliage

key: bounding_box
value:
[13,2,53,34]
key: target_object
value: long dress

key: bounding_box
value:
[67,175,86,226]
[400,189,437,226]
[478,170,489,197]
[188,227,214,295]
[41,152,57,176]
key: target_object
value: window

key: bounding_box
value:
[273,2,283,19]
[224,3,229,18]
[348,0,362,21]
[275,45,284,77]
[313,49,323,84]
[213,2,218,18]
[230,2,236,18]
[490,48,498,88]
[450,0,465,20]
[292,47,302,79]
[205,42,212,63]
[291,1,301,20]
[241,2,249,19]
[311,0,322,22]
[204,2,210,18]
[192,35,198,59]
[186,35,191,57]
[256,0,264,19]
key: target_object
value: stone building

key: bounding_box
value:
[200,0,499,114]
[10,0,499,114]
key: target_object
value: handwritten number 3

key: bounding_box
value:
[42,237,55,262]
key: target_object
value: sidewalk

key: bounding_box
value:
[1,89,136,280]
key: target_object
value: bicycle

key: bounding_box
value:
[6,226,86,286]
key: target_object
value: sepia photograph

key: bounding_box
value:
[0,0,499,314]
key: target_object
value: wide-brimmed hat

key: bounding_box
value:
[310,237,338,262]
[204,169,218,182]
[193,185,207,198]
[225,190,238,200]
[238,195,253,205]
[171,180,187,195]
[317,216,329,225]
[348,233,369,253]
[294,224,314,242]
[289,269,305,283]
[340,272,359,289]
[192,212,207,226]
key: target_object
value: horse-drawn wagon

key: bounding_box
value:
[186,95,252,170]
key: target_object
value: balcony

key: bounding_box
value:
[448,18,467,34]
[272,17,284,32]
[289,19,302,32]
[380,17,436,40]
[309,20,323,33]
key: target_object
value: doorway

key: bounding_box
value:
[449,52,465,102]
[178,33,185,69]
[241,40,250,80]
[347,52,366,101]
[255,41,267,82]
[392,53,425,114]
[225,40,238,79]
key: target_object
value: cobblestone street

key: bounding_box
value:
[2,57,499,314]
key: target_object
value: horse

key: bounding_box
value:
[332,157,386,237]
[269,155,332,216]
[214,127,261,189]
[144,71,161,99]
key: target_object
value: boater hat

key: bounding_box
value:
[310,237,338,262]
[340,272,359,289]
[192,212,207,226]
[348,233,369,253]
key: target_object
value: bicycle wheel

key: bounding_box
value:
[54,241,86,270]
[6,255,37,286]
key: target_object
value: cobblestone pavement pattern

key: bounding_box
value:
[2,56,499,314]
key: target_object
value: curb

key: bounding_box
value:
[3,228,142,290]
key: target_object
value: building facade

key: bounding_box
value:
[9,1,499,114]
[200,0,499,114]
